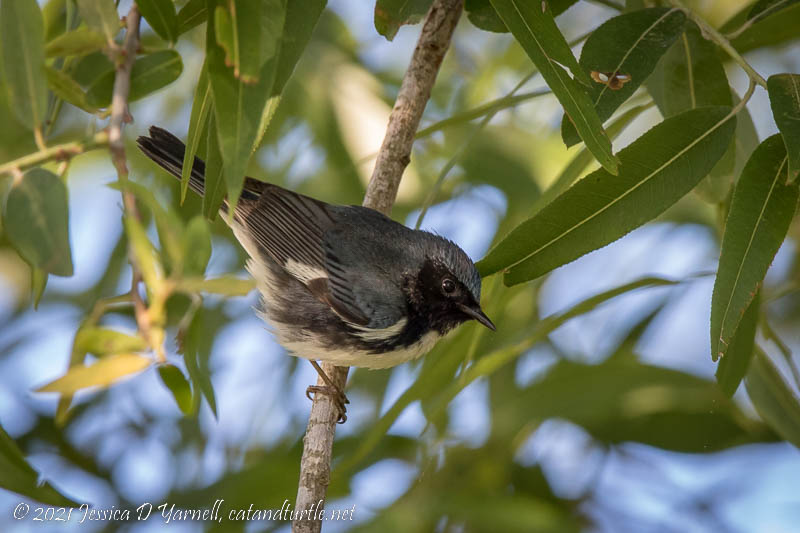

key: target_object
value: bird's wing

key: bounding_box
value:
[236,186,400,328]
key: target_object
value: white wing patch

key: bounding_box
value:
[285,258,327,284]
[349,317,408,342]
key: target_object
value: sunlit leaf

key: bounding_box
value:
[158,364,194,415]
[490,0,617,174]
[0,424,78,506]
[214,0,282,83]
[45,65,96,113]
[746,347,800,449]
[37,353,152,393]
[3,169,73,276]
[711,135,799,360]
[86,50,183,108]
[123,215,163,293]
[75,0,119,43]
[767,73,800,182]
[562,7,686,146]
[176,276,255,296]
[716,293,759,397]
[45,28,107,57]
[0,0,48,130]
[203,112,227,219]
[137,0,178,43]
[31,267,47,309]
[478,106,736,284]
[374,0,432,41]
[74,327,148,356]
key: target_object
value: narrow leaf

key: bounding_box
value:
[478,106,736,284]
[727,3,800,53]
[490,0,618,174]
[183,63,213,203]
[3,169,73,276]
[124,215,163,293]
[158,364,194,415]
[767,74,800,182]
[746,347,800,449]
[715,293,759,396]
[183,216,212,276]
[74,327,148,356]
[711,135,799,360]
[45,65,96,113]
[0,425,78,506]
[75,0,119,43]
[0,0,48,130]
[37,353,152,393]
[45,28,107,57]
[177,0,207,35]
[31,267,48,309]
[206,0,285,211]
[86,50,183,108]
[203,112,227,219]
[465,0,578,32]
[748,0,800,21]
[180,308,217,417]
[374,0,433,41]
[562,7,686,146]
[137,0,178,43]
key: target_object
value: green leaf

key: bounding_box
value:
[727,2,800,52]
[206,0,285,211]
[176,276,255,296]
[748,0,800,21]
[561,7,686,146]
[213,0,282,83]
[86,50,183,108]
[0,424,78,506]
[3,169,74,276]
[180,308,218,417]
[711,135,799,360]
[647,22,732,118]
[716,293,759,397]
[478,106,736,284]
[466,0,578,32]
[75,0,119,43]
[37,353,152,393]
[746,347,800,449]
[45,27,107,57]
[137,0,178,43]
[489,0,618,174]
[183,216,212,276]
[203,111,227,219]
[45,65,96,113]
[123,214,163,293]
[183,63,213,203]
[767,74,800,183]
[374,0,433,41]
[0,0,48,130]
[31,267,47,309]
[177,0,207,35]
[158,364,194,415]
[74,327,148,356]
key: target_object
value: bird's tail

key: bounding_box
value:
[136,126,206,196]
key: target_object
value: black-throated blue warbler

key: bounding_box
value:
[137,127,495,421]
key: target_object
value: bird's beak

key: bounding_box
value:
[458,303,496,331]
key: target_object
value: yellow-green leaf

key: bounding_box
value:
[74,327,148,356]
[176,276,255,296]
[37,353,151,393]
[137,0,178,43]
[767,73,800,183]
[45,65,96,113]
[45,27,107,57]
[158,364,194,415]
[75,0,119,43]
[86,50,184,108]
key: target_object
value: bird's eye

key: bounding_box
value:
[442,278,456,294]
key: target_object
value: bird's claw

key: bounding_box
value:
[306,385,349,424]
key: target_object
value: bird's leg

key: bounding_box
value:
[306,359,350,424]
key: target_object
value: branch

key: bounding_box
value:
[292,1,463,532]
[0,132,109,177]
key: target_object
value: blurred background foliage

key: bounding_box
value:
[1,0,800,532]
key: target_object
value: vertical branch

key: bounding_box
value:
[292,1,463,532]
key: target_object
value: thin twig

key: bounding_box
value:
[292,1,463,532]
[0,132,109,177]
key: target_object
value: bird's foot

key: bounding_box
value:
[306,385,350,423]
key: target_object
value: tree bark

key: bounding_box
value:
[291,1,463,531]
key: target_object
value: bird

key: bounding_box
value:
[137,126,495,422]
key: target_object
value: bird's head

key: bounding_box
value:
[409,238,495,335]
